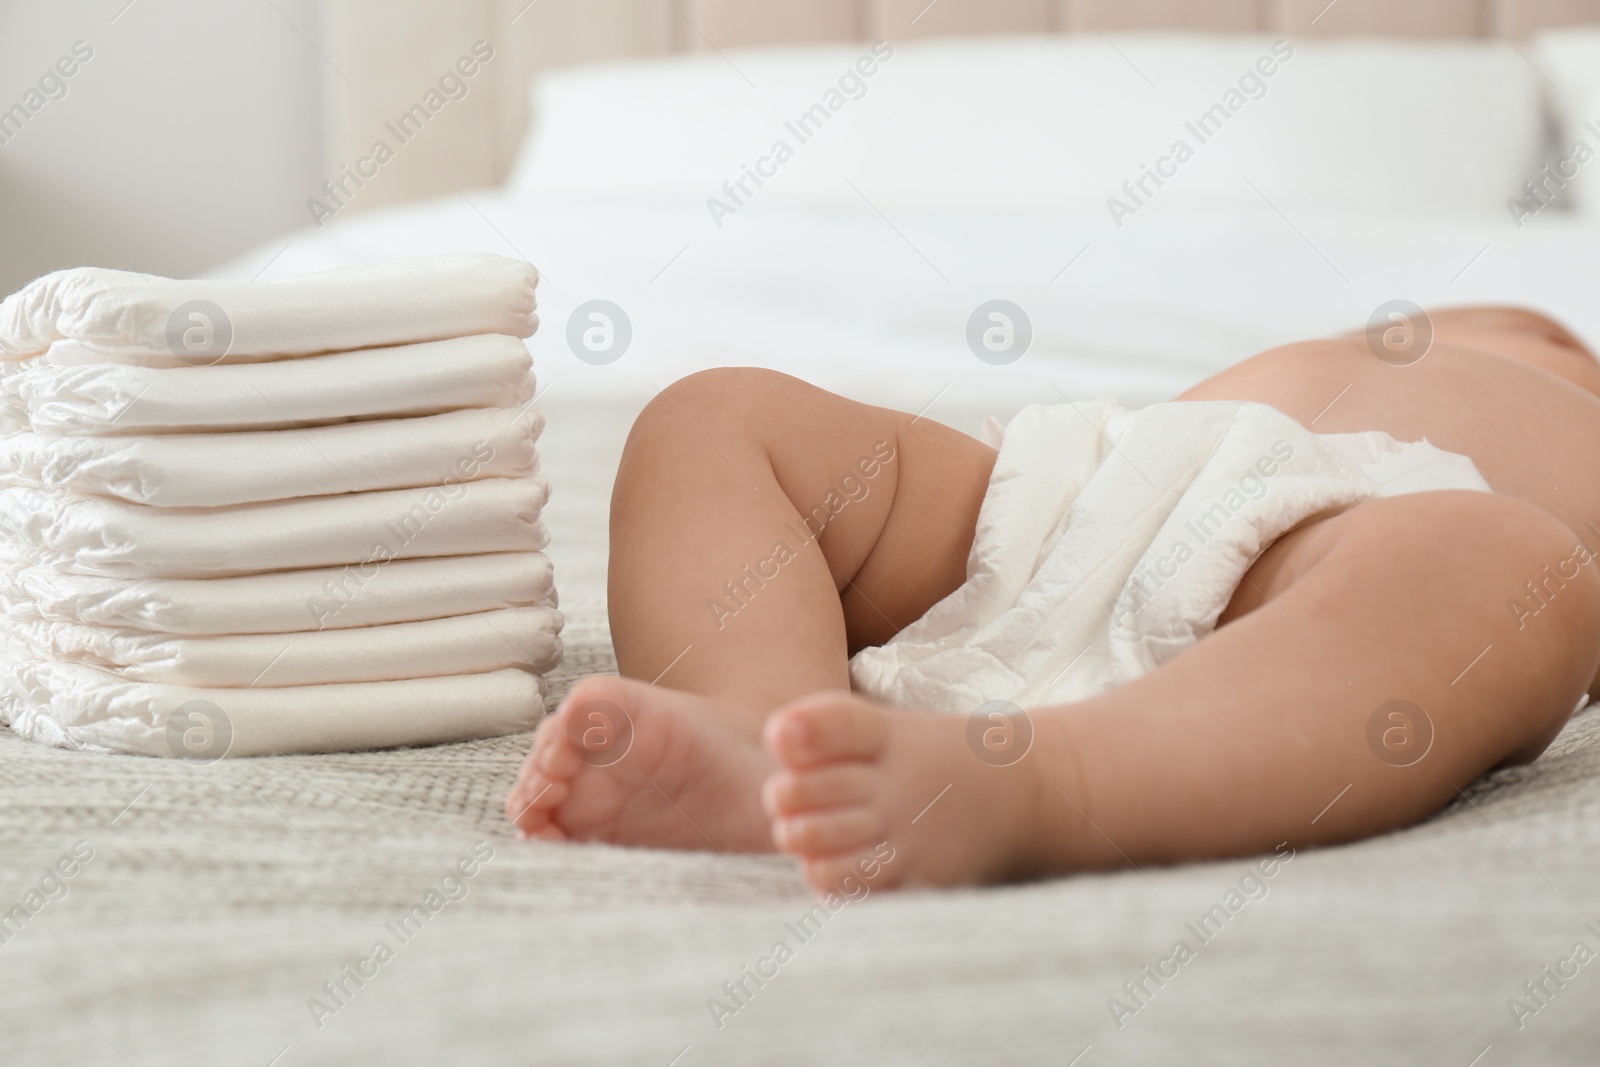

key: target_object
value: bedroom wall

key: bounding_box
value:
[0,0,324,296]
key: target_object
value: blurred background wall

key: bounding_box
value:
[6,0,1600,297]
[0,0,667,294]
[0,0,323,295]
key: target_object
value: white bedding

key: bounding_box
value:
[511,37,1544,219]
[212,191,1600,419]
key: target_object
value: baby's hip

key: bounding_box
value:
[1180,336,1600,542]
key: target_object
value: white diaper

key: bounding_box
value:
[7,605,563,687]
[1,334,533,435]
[0,476,551,578]
[1,551,557,635]
[0,661,546,757]
[849,399,1491,712]
[0,253,539,360]
[0,406,542,507]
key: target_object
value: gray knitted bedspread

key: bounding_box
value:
[1,394,1597,1066]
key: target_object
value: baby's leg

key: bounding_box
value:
[606,368,994,731]
[506,369,994,848]
[764,490,1600,890]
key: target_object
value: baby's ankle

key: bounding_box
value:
[1008,707,1102,879]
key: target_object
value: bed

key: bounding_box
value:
[6,2,1600,1064]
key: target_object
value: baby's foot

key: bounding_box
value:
[761,693,1051,892]
[505,675,776,852]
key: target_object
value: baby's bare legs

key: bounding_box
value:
[604,369,992,729]
[505,369,994,849]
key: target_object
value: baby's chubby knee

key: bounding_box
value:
[616,368,832,504]
[628,367,809,448]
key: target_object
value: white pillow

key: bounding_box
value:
[508,34,1544,221]
[1532,28,1600,221]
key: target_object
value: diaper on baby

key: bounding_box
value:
[848,399,1490,712]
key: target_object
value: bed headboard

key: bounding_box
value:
[320,0,1600,214]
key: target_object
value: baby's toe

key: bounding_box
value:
[801,848,899,896]
[764,694,890,769]
[533,719,584,778]
[526,823,568,843]
[515,712,574,786]
[762,764,878,817]
[549,675,642,768]
[773,805,883,855]
[506,774,569,833]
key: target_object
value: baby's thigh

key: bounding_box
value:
[741,374,997,651]
[838,409,998,651]
[1217,489,1600,754]
[631,368,996,651]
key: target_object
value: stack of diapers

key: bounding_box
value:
[851,399,1492,712]
[0,253,562,758]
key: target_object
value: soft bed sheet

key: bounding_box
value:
[211,191,1600,417]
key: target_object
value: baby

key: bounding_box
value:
[506,306,1600,892]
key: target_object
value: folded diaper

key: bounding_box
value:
[1,551,557,634]
[849,399,1491,712]
[0,659,546,757]
[0,252,562,758]
[0,476,551,578]
[0,406,543,507]
[0,254,539,361]
[4,334,533,435]
[8,605,563,686]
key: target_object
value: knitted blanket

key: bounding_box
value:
[1,393,1595,1065]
